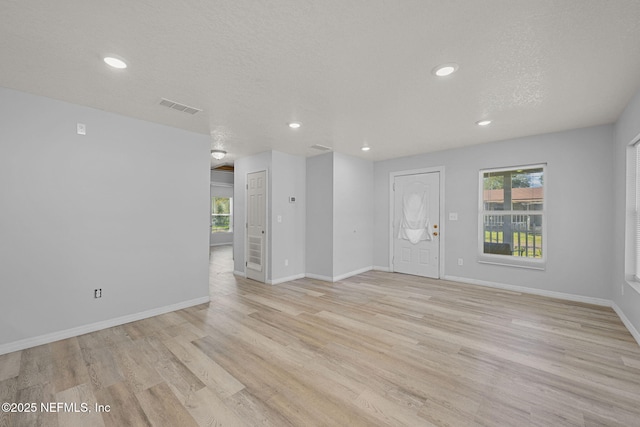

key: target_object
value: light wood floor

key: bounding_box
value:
[2,246,640,426]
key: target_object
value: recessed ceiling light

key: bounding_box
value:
[476,119,492,126]
[288,122,301,129]
[103,57,127,69]
[432,63,458,77]
[361,146,371,152]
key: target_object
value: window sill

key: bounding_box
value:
[625,277,640,295]
[478,255,545,271]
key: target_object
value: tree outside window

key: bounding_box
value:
[212,197,232,232]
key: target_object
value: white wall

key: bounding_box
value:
[374,125,614,300]
[306,153,334,278]
[233,151,272,275]
[210,170,234,246]
[333,152,374,278]
[0,87,210,352]
[271,151,306,282]
[305,152,374,280]
[233,150,306,282]
[210,170,234,185]
[613,88,640,340]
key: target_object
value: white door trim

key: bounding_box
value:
[389,166,445,278]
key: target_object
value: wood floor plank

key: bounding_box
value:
[223,389,296,427]
[79,346,123,391]
[16,344,54,392]
[0,351,21,383]
[95,381,151,427]
[191,333,282,402]
[50,338,90,393]
[354,387,436,427]
[135,382,198,427]
[142,337,207,402]
[314,310,420,346]
[0,377,18,427]
[111,340,163,393]
[14,381,59,427]
[163,335,245,398]
[622,355,640,370]
[76,326,131,350]
[183,385,248,427]
[55,382,104,427]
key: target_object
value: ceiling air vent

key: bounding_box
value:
[310,144,332,152]
[159,98,202,115]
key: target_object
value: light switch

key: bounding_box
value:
[277,215,282,223]
[449,212,458,221]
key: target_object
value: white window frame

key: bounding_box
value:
[211,196,233,233]
[625,136,640,294]
[478,164,547,270]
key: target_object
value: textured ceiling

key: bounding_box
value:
[2,0,640,165]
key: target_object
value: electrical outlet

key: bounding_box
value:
[77,123,86,135]
[458,258,463,266]
[94,288,102,298]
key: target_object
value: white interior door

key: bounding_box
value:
[393,172,440,278]
[246,171,266,282]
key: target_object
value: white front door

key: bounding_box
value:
[393,172,440,278]
[246,171,266,282]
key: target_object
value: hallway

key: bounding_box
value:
[209,244,236,297]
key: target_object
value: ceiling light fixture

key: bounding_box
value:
[361,146,371,152]
[103,56,127,69]
[476,119,492,126]
[288,122,301,129]
[432,63,458,77]
[211,149,227,160]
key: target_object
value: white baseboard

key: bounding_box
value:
[305,273,333,282]
[373,265,391,272]
[306,266,373,283]
[209,242,233,247]
[233,270,246,277]
[0,296,210,356]
[443,275,611,307]
[333,266,373,282]
[267,273,306,285]
[612,302,640,347]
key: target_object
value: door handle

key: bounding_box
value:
[433,232,438,236]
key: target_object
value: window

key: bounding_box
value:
[211,197,232,233]
[635,144,640,281]
[479,165,545,268]
[626,141,640,289]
